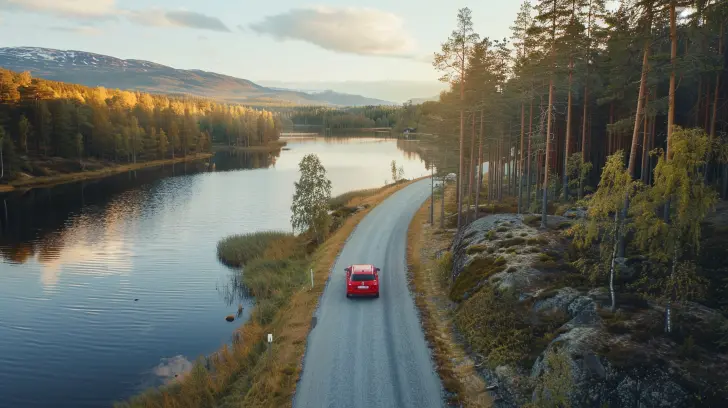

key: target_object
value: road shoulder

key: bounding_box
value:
[236,177,429,407]
[406,185,493,408]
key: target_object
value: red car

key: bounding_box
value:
[345,264,381,298]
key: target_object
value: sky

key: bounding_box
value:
[0,0,523,88]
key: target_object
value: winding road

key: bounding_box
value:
[293,178,443,408]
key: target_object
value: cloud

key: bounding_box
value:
[125,9,230,32]
[50,25,101,35]
[0,1,230,32]
[249,6,417,59]
[166,10,230,32]
[0,0,116,19]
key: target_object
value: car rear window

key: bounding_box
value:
[351,273,375,282]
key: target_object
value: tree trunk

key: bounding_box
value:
[457,56,465,230]
[667,1,677,159]
[663,2,676,222]
[708,23,724,181]
[518,103,526,213]
[467,114,476,223]
[665,245,679,333]
[609,214,619,312]
[475,110,484,219]
[582,0,592,164]
[563,58,574,201]
[527,95,534,212]
[440,156,447,229]
[488,140,493,202]
[641,92,650,183]
[695,77,703,127]
[542,75,554,228]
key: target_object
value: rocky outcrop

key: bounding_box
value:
[449,214,728,408]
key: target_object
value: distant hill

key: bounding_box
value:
[408,95,440,104]
[0,47,394,107]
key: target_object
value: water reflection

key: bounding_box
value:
[0,136,428,408]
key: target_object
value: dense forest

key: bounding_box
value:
[0,68,283,182]
[415,0,728,222]
[280,105,408,130]
[414,2,728,404]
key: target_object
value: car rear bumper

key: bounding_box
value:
[346,287,379,296]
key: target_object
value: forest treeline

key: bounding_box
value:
[413,0,728,222]
[0,68,283,181]
[415,0,728,350]
[279,105,408,130]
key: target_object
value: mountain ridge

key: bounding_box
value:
[0,47,394,107]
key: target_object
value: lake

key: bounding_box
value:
[0,136,430,408]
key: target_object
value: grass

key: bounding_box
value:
[117,176,429,408]
[216,231,298,267]
[449,255,507,302]
[526,236,549,246]
[328,188,380,209]
[499,237,526,248]
[524,215,541,227]
[407,185,492,407]
[0,153,213,192]
[407,195,464,404]
[465,244,489,255]
[454,285,571,371]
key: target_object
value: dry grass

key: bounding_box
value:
[117,177,428,408]
[407,184,493,408]
[2,153,213,192]
[216,231,298,267]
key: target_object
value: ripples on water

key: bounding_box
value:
[0,136,430,408]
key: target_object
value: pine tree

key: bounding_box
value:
[434,7,480,230]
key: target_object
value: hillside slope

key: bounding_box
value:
[0,47,394,106]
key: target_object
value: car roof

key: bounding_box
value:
[351,264,375,273]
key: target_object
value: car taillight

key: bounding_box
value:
[372,280,378,285]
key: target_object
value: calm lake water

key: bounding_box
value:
[0,136,430,408]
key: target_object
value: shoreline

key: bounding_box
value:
[211,140,287,154]
[0,153,213,193]
[119,177,430,407]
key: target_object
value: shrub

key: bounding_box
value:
[217,231,296,267]
[486,230,496,240]
[497,226,509,233]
